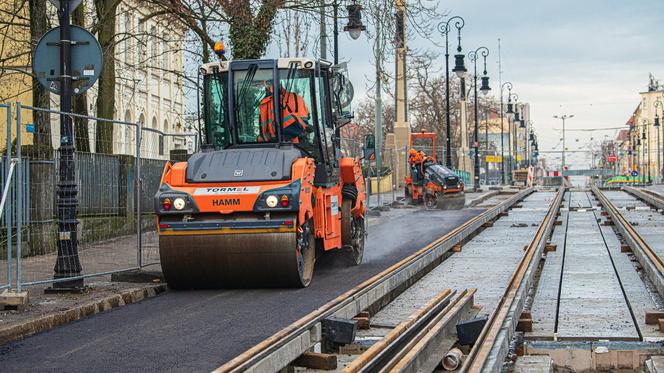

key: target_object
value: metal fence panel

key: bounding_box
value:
[13,105,142,288]
[0,103,12,290]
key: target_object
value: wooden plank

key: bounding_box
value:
[353,317,370,330]
[645,311,664,325]
[292,352,337,370]
[545,244,557,252]
[517,318,533,332]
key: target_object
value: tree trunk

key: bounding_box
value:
[94,0,118,154]
[28,0,51,158]
[72,3,90,152]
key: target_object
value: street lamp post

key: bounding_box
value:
[554,114,574,173]
[655,100,663,182]
[438,16,466,168]
[513,103,521,168]
[500,82,513,184]
[643,123,649,184]
[506,90,518,179]
[485,106,489,185]
[468,46,490,191]
[519,115,526,168]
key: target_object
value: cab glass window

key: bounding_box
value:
[203,73,232,149]
[233,67,276,144]
[279,68,322,159]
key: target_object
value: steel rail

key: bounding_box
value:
[342,289,455,372]
[214,188,534,373]
[388,289,477,373]
[461,186,564,373]
[592,186,664,297]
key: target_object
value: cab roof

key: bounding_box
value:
[200,58,333,75]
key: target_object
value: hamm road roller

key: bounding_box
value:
[155,58,367,288]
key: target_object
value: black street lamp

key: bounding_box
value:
[506,90,518,177]
[438,16,465,168]
[339,1,366,63]
[500,82,513,184]
[655,100,663,182]
[643,121,650,184]
[468,46,490,191]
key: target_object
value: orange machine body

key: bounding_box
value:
[404,132,464,203]
[157,156,366,252]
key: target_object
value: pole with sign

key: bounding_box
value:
[34,0,102,291]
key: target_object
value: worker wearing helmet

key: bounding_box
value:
[258,83,311,143]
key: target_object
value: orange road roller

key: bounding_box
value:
[155,58,367,288]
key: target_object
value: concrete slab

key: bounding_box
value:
[556,192,639,340]
[513,355,554,373]
[371,192,555,328]
[528,192,569,339]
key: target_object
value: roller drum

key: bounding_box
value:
[159,231,303,289]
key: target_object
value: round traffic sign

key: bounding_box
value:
[33,25,103,95]
[631,170,639,177]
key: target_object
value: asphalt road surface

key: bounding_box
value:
[0,207,483,372]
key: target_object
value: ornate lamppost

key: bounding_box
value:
[438,16,466,167]
[468,46,490,191]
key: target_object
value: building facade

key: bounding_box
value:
[0,1,187,159]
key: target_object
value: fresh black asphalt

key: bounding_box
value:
[0,208,483,372]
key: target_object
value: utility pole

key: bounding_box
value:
[385,0,410,191]
[320,1,327,60]
[53,0,83,290]
[554,114,574,174]
[498,38,505,185]
[374,6,382,205]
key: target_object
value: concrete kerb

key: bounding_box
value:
[0,284,166,345]
[481,187,564,373]
[466,190,501,207]
[595,187,664,298]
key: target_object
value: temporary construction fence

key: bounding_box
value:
[0,103,196,291]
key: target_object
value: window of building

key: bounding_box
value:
[162,33,170,71]
[150,26,158,65]
[124,12,132,65]
[137,21,144,64]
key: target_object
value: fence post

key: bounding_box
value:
[15,103,22,292]
[136,121,142,268]
[5,103,12,288]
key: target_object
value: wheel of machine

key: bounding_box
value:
[296,219,316,287]
[424,193,437,210]
[341,199,365,265]
[405,187,413,205]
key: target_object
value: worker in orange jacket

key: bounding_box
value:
[258,84,311,143]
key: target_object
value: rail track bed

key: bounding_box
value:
[519,188,664,372]
[219,188,563,373]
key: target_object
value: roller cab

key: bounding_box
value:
[156,58,366,289]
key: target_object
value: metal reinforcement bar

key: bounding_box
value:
[593,186,664,297]
[461,186,564,373]
[214,188,534,373]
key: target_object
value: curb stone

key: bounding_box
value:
[0,284,166,345]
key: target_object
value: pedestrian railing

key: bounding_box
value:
[0,102,197,291]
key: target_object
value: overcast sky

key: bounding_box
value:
[331,0,664,169]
